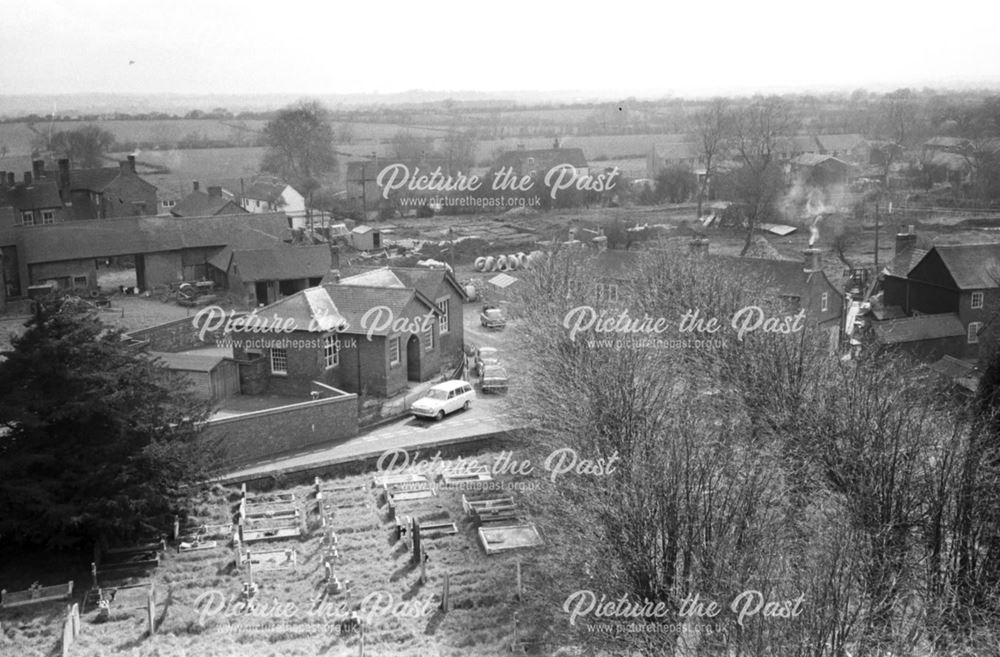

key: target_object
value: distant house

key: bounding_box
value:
[494,147,589,178]
[345,158,452,216]
[228,282,444,398]
[646,142,702,177]
[814,134,870,162]
[62,156,158,220]
[789,154,852,187]
[208,244,333,306]
[171,182,247,217]
[774,135,822,162]
[881,240,1000,360]
[0,169,66,227]
[240,176,306,227]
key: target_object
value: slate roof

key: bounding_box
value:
[171,191,246,217]
[244,177,291,204]
[872,313,966,344]
[69,167,121,191]
[390,266,466,299]
[151,351,227,372]
[229,245,332,282]
[711,255,809,298]
[255,282,437,336]
[931,243,1000,289]
[792,153,850,168]
[5,212,291,264]
[339,269,406,288]
[0,181,63,210]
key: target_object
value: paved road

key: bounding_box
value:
[215,303,519,484]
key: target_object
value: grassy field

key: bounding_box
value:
[0,454,556,657]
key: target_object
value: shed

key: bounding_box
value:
[351,225,381,251]
[151,351,240,402]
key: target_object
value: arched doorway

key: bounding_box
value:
[406,334,421,381]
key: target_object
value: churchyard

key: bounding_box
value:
[0,449,558,657]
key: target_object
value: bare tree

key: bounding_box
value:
[691,98,731,218]
[729,96,794,255]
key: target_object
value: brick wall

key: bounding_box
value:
[201,391,358,466]
[127,313,233,352]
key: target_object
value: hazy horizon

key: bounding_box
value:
[4,0,999,112]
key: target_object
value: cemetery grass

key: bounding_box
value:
[3,461,548,657]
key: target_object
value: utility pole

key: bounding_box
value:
[874,201,880,275]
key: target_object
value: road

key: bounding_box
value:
[215,303,518,484]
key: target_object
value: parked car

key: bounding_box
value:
[480,304,506,329]
[480,365,509,394]
[410,380,475,421]
[474,346,501,377]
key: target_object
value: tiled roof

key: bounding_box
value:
[815,134,868,153]
[171,191,245,217]
[711,254,808,298]
[7,212,291,264]
[230,245,332,282]
[872,313,966,344]
[931,243,1000,289]
[0,181,63,210]
[792,153,850,168]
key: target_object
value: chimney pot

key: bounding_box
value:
[804,247,822,272]
[193,181,200,192]
[127,155,136,172]
[23,172,32,185]
[32,159,45,180]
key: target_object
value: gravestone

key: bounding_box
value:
[410,519,422,565]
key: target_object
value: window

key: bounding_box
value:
[389,336,401,366]
[821,292,829,313]
[323,335,339,369]
[270,347,288,375]
[161,200,176,208]
[968,322,983,344]
[437,298,450,334]
[424,323,434,351]
[41,210,55,224]
[971,292,984,310]
[597,283,619,303]
[21,211,34,226]
[73,276,88,288]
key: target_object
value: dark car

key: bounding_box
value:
[480,365,509,394]
[474,346,501,377]
[480,304,506,330]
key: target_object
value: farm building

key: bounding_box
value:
[0,212,293,301]
[240,176,307,228]
[207,244,334,306]
[789,154,851,188]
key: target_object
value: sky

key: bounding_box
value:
[3,0,1000,98]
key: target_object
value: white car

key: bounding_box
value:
[410,380,475,421]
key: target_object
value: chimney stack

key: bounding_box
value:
[207,185,222,198]
[119,160,131,175]
[23,171,32,185]
[127,155,136,172]
[0,171,6,189]
[193,181,200,192]
[895,225,916,256]
[804,247,822,273]
[58,159,70,191]
[32,159,45,181]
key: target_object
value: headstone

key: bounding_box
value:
[516,561,523,601]
[440,572,451,611]
[411,518,422,565]
[147,588,155,635]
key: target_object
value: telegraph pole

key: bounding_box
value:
[874,201,880,275]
